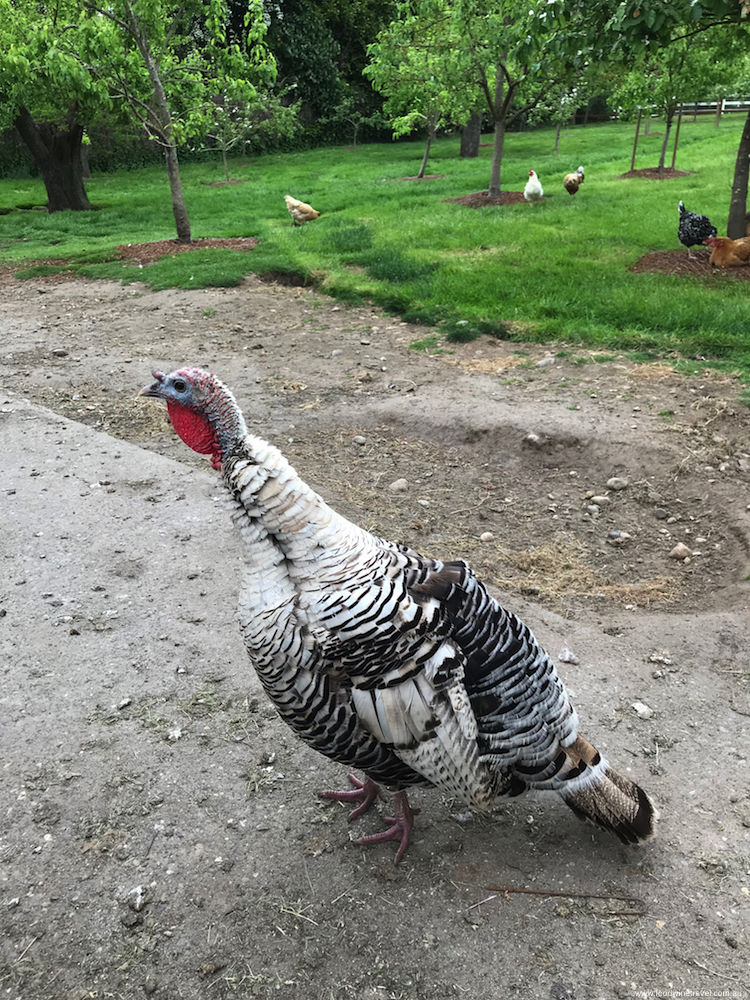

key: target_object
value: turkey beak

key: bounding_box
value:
[139,372,167,399]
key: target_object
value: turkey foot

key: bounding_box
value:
[357,790,418,863]
[319,774,383,821]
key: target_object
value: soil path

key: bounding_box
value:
[1,273,749,1000]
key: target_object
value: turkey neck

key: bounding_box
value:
[222,433,371,589]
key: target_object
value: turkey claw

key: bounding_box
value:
[357,790,417,863]
[318,774,383,821]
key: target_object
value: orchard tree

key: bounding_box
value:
[614,30,736,172]
[0,0,274,239]
[365,0,476,177]
[598,0,750,235]
[0,0,108,211]
[367,0,614,195]
[81,0,274,240]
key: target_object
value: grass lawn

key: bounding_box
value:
[1,116,750,383]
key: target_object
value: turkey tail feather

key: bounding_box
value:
[559,736,657,844]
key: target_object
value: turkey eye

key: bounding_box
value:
[173,379,187,392]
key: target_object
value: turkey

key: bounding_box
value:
[140,367,658,861]
[524,169,544,203]
[563,165,584,195]
[678,200,716,258]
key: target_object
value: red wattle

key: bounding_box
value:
[166,401,221,466]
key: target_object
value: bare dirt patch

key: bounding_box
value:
[1,261,749,1000]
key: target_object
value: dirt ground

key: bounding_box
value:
[1,263,749,1000]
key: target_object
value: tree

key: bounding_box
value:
[367,0,614,195]
[365,0,476,177]
[0,0,274,236]
[200,89,300,182]
[0,0,109,211]
[596,0,750,235]
[81,0,274,240]
[614,31,735,172]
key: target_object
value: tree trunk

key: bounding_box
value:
[125,0,191,242]
[488,118,505,196]
[554,123,561,155]
[727,107,750,238]
[164,145,191,241]
[583,96,592,127]
[670,106,682,169]
[417,123,435,179]
[460,111,481,158]
[630,110,642,171]
[487,65,506,196]
[657,114,674,172]
[715,98,722,127]
[14,106,92,212]
[222,148,230,183]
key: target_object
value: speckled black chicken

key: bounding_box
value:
[140,367,658,861]
[678,200,717,258]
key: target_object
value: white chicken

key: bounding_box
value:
[524,169,544,203]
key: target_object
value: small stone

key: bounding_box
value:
[669,542,693,560]
[591,495,610,506]
[117,698,132,710]
[654,508,668,520]
[587,504,600,515]
[51,348,68,357]
[558,648,579,664]
[738,459,750,473]
[606,477,628,491]
[417,499,430,507]
[537,356,555,367]
[360,338,371,345]
[352,435,366,446]
[608,531,632,543]
[479,531,494,542]
[331,349,343,357]
[389,478,408,492]
[632,701,654,720]
[523,432,542,447]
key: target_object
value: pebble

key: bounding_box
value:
[654,508,668,520]
[632,701,654,720]
[591,495,610,506]
[558,648,579,664]
[669,542,693,560]
[608,530,632,542]
[417,499,430,508]
[587,504,600,515]
[479,531,494,542]
[523,431,542,447]
[739,459,750,473]
[606,477,628,491]
[389,478,408,492]
[537,356,555,367]
[331,349,343,357]
[352,435,366,446]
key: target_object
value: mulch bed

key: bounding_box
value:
[630,248,750,280]
[616,167,691,179]
[113,236,259,265]
[444,190,530,207]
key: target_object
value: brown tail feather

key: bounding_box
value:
[560,737,658,845]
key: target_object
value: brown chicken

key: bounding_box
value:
[705,236,750,268]
[563,165,584,195]
[284,195,321,226]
